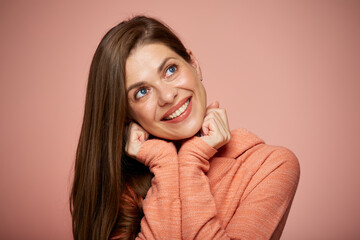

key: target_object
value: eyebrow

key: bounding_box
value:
[126,81,147,93]
[157,57,174,74]
[126,57,175,93]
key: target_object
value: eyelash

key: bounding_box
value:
[165,64,178,77]
[134,87,149,100]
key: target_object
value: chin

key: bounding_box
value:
[149,112,205,141]
[160,125,202,141]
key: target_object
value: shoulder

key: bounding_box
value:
[263,145,301,181]
[267,145,299,166]
[217,128,300,178]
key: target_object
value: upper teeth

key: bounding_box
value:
[165,99,190,120]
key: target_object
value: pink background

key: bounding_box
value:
[1,1,359,239]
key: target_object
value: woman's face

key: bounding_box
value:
[125,43,207,140]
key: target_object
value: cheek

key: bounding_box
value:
[129,104,147,123]
[177,69,207,108]
[177,69,200,89]
[129,101,157,125]
[195,82,207,117]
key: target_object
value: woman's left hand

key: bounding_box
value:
[200,101,231,150]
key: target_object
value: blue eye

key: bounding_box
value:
[165,65,177,77]
[135,88,148,99]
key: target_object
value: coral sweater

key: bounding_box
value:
[135,129,300,240]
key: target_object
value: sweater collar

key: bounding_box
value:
[216,128,264,159]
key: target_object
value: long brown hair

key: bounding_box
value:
[70,16,191,240]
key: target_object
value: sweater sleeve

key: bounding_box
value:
[135,139,181,240]
[226,147,300,240]
[178,137,300,240]
[178,136,229,239]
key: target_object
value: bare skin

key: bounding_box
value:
[126,101,231,158]
[124,43,230,156]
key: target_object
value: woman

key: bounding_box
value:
[70,16,300,240]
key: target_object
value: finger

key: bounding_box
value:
[137,130,149,143]
[202,110,225,135]
[213,110,230,141]
[216,108,230,130]
[127,122,149,144]
[205,108,229,131]
[206,101,219,111]
[131,122,144,131]
[201,111,217,135]
[211,111,228,137]
[204,109,226,129]
[203,110,230,142]
[201,115,229,149]
[201,115,221,136]
[125,122,150,158]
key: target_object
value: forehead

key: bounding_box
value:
[125,43,180,86]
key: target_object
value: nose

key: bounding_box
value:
[157,83,177,106]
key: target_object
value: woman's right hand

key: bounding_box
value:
[125,122,149,159]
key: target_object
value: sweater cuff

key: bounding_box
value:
[136,139,177,167]
[179,136,218,161]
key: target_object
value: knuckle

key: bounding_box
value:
[207,109,216,115]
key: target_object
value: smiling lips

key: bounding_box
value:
[162,97,192,122]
